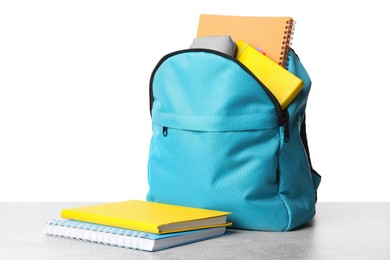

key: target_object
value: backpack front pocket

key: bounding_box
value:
[148,124,291,231]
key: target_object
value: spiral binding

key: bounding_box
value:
[280,18,295,68]
[44,219,146,250]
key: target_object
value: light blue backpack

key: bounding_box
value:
[147,48,321,231]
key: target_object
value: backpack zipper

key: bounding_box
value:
[162,126,168,137]
[150,49,290,142]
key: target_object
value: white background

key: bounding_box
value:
[1,0,389,202]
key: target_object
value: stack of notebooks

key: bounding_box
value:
[44,200,231,252]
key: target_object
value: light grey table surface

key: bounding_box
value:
[0,202,389,260]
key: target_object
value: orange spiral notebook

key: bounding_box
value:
[196,14,295,67]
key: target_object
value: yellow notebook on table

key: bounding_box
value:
[61,200,232,234]
[236,40,304,110]
[197,14,295,67]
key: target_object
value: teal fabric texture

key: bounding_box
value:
[147,49,320,231]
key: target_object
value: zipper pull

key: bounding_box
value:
[282,111,290,143]
[162,126,168,137]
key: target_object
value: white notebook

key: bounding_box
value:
[44,219,227,252]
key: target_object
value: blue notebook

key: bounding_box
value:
[44,219,227,251]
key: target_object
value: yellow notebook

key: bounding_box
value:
[197,14,295,67]
[61,200,232,234]
[236,40,304,110]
